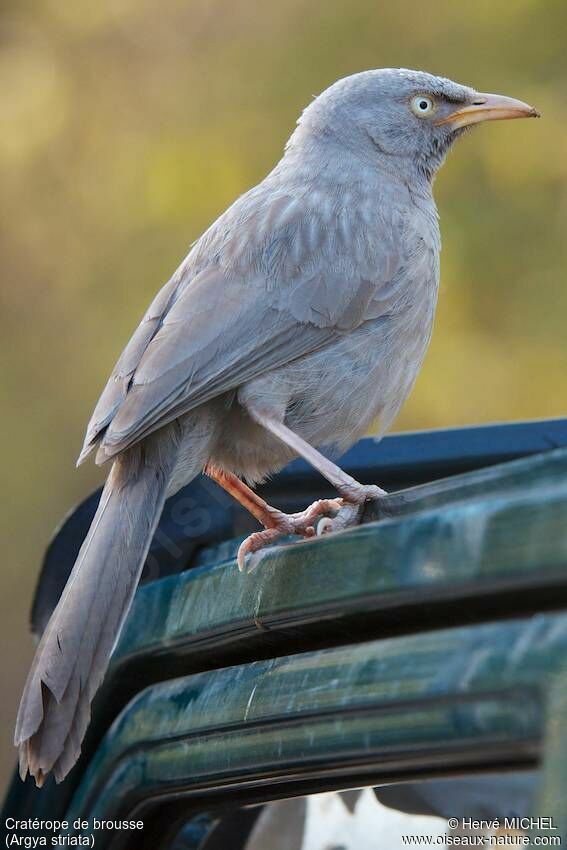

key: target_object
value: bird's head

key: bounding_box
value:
[292,69,539,182]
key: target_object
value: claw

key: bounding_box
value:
[237,497,342,571]
[317,502,364,535]
[237,528,282,571]
[316,516,335,536]
[236,485,385,571]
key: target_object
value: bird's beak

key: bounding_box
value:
[435,92,540,130]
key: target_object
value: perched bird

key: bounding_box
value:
[15,69,538,785]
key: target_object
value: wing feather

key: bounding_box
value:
[78,272,184,463]
[80,189,405,463]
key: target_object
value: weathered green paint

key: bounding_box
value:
[60,447,567,845]
[532,669,567,840]
[114,447,567,666]
[66,613,567,841]
[4,444,567,848]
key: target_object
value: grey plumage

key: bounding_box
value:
[16,68,538,784]
[15,426,193,783]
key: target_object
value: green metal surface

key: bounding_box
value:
[4,443,567,848]
[66,612,567,841]
[533,669,567,840]
[114,447,567,667]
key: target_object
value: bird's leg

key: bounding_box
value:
[205,464,342,571]
[248,412,386,534]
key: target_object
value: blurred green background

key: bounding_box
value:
[1,0,566,788]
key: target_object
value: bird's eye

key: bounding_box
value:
[410,95,435,117]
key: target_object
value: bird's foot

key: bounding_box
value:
[316,484,386,536]
[338,482,386,505]
[237,497,342,572]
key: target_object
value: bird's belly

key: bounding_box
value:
[286,306,436,449]
[212,303,436,484]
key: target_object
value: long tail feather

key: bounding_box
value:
[15,431,179,786]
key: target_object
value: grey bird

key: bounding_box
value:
[15,69,538,785]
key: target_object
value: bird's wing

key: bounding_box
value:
[78,273,182,463]
[80,191,405,463]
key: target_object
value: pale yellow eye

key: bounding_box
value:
[411,95,435,117]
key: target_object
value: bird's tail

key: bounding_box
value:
[15,431,179,786]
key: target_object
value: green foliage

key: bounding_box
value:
[0,0,565,784]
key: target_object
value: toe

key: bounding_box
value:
[317,502,364,534]
[237,497,349,571]
[237,528,281,572]
[237,542,249,572]
[294,498,343,534]
[341,482,386,504]
[363,484,387,500]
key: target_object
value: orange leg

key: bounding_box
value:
[240,411,388,543]
[205,464,342,571]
